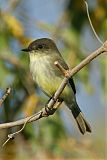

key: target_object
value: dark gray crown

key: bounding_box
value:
[22,38,58,52]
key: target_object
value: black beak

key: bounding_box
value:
[21,48,30,52]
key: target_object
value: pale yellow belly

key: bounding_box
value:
[35,72,74,103]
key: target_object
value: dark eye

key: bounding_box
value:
[37,44,43,49]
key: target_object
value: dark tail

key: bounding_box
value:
[70,104,92,134]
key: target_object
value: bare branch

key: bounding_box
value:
[2,100,62,147]
[54,61,69,77]
[0,41,107,130]
[54,61,70,77]
[84,0,103,45]
[0,87,11,107]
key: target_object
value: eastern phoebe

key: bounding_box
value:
[22,38,91,134]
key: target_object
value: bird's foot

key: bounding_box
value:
[45,96,63,116]
[45,96,57,115]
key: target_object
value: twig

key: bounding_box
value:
[54,61,70,77]
[84,0,103,45]
[2,100,62,147]
[2,111,42,147]
[0,41,107,130]
[0,87,11,107]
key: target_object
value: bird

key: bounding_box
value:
[22,38,91,134]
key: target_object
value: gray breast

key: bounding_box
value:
[30,55,56,83]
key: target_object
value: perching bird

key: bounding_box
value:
[22,38,91,134]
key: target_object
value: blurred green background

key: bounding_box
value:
[0,0,107,159]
